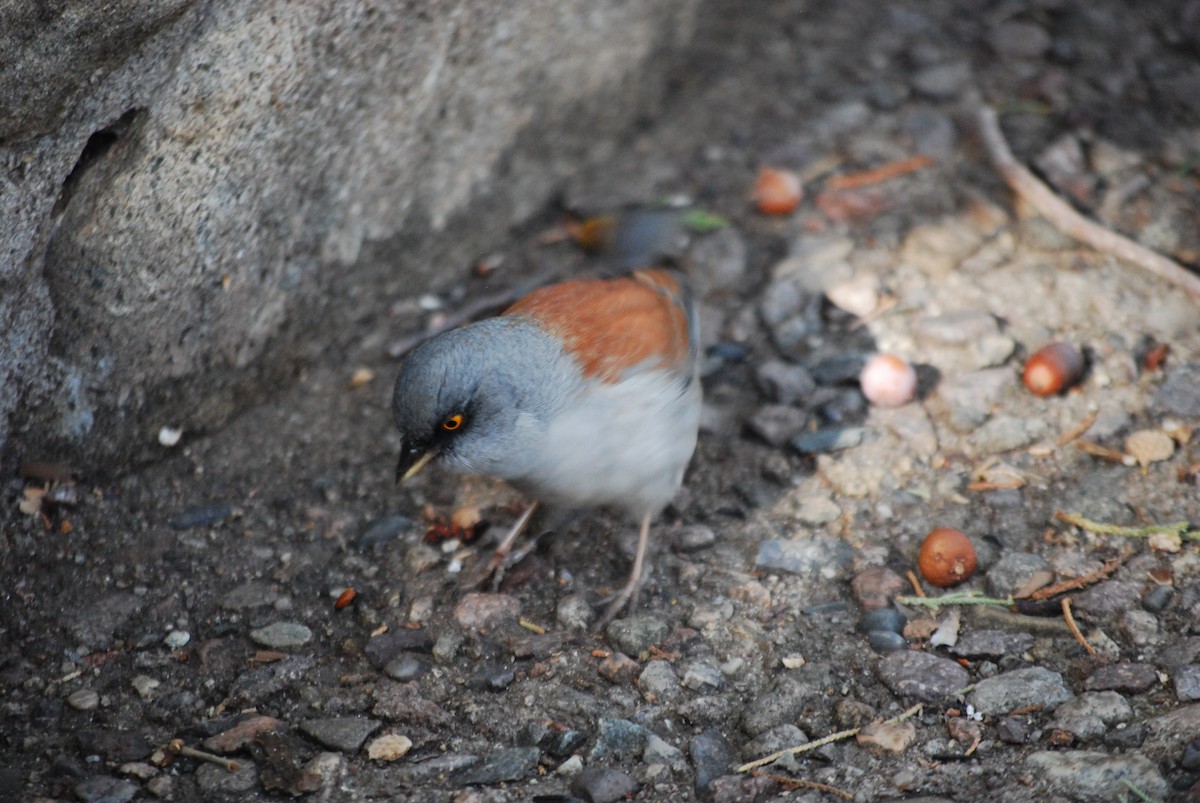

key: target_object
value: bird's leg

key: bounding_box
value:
[462,501,538,592]
[597,512,653,627]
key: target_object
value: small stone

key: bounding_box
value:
[1026,750,1167,802]
[850,567,907,611]
[556,594,593,630]
[742,724,808,761]
[690,728,736,797]
[556,755,584,776]
[682,662,724,692]
[250,622,313,649]
[299,717,381,753]
[598,651,639,684]
[68,688,100,711]
[638,660,681,701]
[453,592,520,631]
[950,630,1034,659]
[1120,609,1161,646]
[876,651,970,702]
[969,667,1073,715]
[755,360,816,405]
[130,675,160,701]
[163,630,190,650]
[789,427,868,455]
[1182,739,1200,772]
[745,404,808,448]
[867,630,909,654]
[643,734,687,772]
[571,767,639,803]
[740,677,814,737]
[453,746,539,786]
[363,628,435,668]
[73,777,139,803]
[996,717,1027,744]
[911,61,971,100]
[1105,723,1147,750]
[755,536,855,578]
[366,733,413,761]
[1153,362,1200,417]
[986,553,1053,598]
[605,615,669,656]
[202,715,285,753]
[969,415,1047,454]
[859,607,906,635]
[145,775,173,799]
[1143,704,1200,763]
[857,721,916,755]
[196,762,259,795]
[1052,691,1133,739]
[1175,665,1200,702]
[590,718,649,760]
[118,762,157,781]
[1073,581,1143,620]
[825,274,881,318]
[1084,663,1158,694]
[383,654,428,682]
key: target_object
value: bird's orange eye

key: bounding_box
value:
[442,413,464,431]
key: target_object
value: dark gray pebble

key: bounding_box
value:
[1181,740,1200,772]
[1143,585,1174,613]
[1084,662,1159,694]
[790,427,867,455]
[755,360,816,405]
[299,716,381,752]
[571,767,639,803]
[453,746,540,786]
[73,777,139,803]
[589,718,649,761]
[169,504,232,530]
[363,629,435,668]
[859,607,906,635]
[744,404,808,448]
[1173,665,1200,702]
[877,651,970,702]
[229,655,315,705]
[811,354,867,385]
[815,388,867,424]
[1105,723,1147,749]
[867,630,909,654]
[950,630,1035,659]
[690,728,736,797]
[996,717,1027,744]
[467,664,517,692]
[605,615,669,656]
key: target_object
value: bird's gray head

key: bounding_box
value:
[392,316,575,482]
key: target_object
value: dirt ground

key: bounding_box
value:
[4,0,1200,801]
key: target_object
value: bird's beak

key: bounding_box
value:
[396,446,435,484]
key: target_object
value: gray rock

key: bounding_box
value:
[250,622,313,649]
[789,427,868,455]
[985,552,1052,598]
[382,654,428,682]
[969,415,1047,454]
[674,524,717,553]
[453,746,539,786]
[299,716,381,753]
[1175,664,1200,701]
[605,615,669,656]
[740,677,816,737]
[1153,361,1200,417]
[66,593,143,650]
[677,694,740,728]
[590,718,650,760]
[229,655,315,705]
[362,628,435,668]
[969,667,1073,715]
[867,631,909,654]
[73,777,139,803]
[643,734,688,772]
[744,404,808,448]
[1026,750,1166,802]
[1072,581,1144,620]
[681,662,724,692]
[638,660,681,701]
[755,360,816,405]
[1053,691,1133,725]
[876,651,969,702]
[1084,662,1159,694]
[195,762,259,795]
[1143,704,1200,762]
[755,536,855,578]
[689,728,736,797]
[571,767,639,803]
[950,630,1034,659]
[221,581,281,610]
[1,0,703,474]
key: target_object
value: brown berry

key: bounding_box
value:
[753,167,803,215]
[918,528,977,587]
[1023,342,1083,396]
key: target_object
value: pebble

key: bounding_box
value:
[1153,362,1200,417]
[366,733,413,761]
[857,720,916,755]
[163,630,190,650]
[638,660,681,701]
[130,675,159,701]
[362,628,435,668]
[755,536,855,578]
[74,777,139,803]
[432,631,464,662]
[969,415,1047,454]
[1051,691,1133,740]
[690,728,736,797]
[876,651,970,702]
[644,734,688,772]
[598,651,640,684]
[740,676,813,736]
[202,715,285,753]
[228,655,315,705]
[605,615,669,656]
[911,61,971,100]
[453,592,520,631]
[590,718,649,760]
[682,662,725,692]
[145,775,173,798]
[745,404,808,447]
[555,755,584,776]
[1143,704,1200,763]
[383,654,428,682]
[985,552,1053,598]
[67,593,143,650]
[467,664,517,692]
[1073,581,1145,620]
[1026,750,1166,802]
[859,607,905,635]
[556,593,593,630]
[1105,722,1147,750]
[221,581,280,610]
[968,667,1073,715]
[677,694,739,728]
[850,567,907,611]
[996,717,1027,744]
[68,688,100,711]
[755,360,816,405]
[250,622,313,649]
[118,762,157,781]
[453,746,539,786]
[299,716,381,753]
[1143,584,1174,613]
[1085,662,1159,694]
[1182,739,1200,772]
[1175,665,1200,702]
[950,630,1034,659]
[674,524,717,553]
[571,767,639,803]
[867,631,909,654]
[196,762,259,795]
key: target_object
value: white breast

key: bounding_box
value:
[516,369,701,518]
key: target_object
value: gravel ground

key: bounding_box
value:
[4,1,1200,801]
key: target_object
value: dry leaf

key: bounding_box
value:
[1124,429,1175,468]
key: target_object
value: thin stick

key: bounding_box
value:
[976,105,1200,299]
[752,772,854,800]
[826,155,934,191]
[169,739,240,772]
[737,703,923,773]
[1061,597,1095,655]
[905,570,926,598]
[1055,511,1200,541]
[1028,549,1131,600]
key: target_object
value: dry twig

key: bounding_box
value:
[738,703,923,773]
[826,155,934,191]
[1060,597,1096,655]
[905,569,927,598]
[977,105,1200,299]
[1028,549,1132,600]
[752,772,854,800]
[168,739,240,772]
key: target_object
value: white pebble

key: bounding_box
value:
[860,354,917,407]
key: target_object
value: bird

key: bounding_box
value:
[392,267,701,624]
